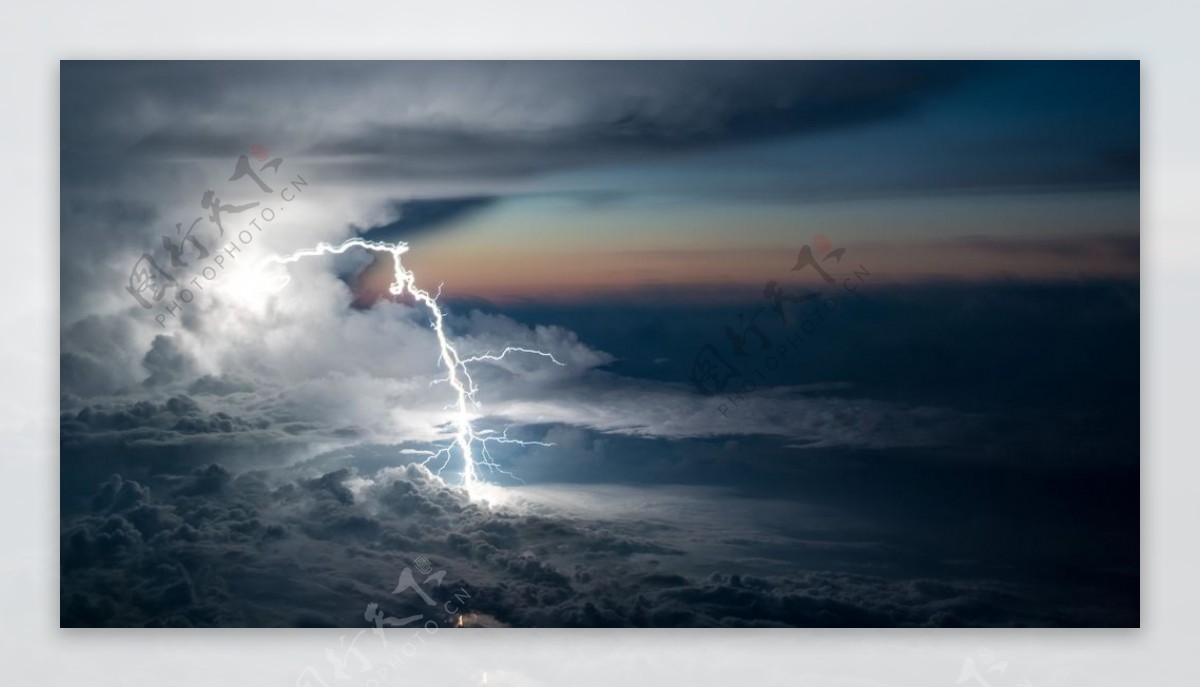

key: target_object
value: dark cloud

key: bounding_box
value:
[59,391,319,515]
[186,374,256,397]
[60,61,1137,206]
[63,61,976,167]
[61,394,268,440]
[357,196,497,243]
[175,463,233,496]
[299,62,983,182]
[142,335,198,387]
[60,459,1132,628]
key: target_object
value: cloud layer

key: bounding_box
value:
[63,461,1112,628]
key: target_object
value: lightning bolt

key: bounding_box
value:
[256,238,562,500]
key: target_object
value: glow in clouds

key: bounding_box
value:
[257,238,563,500]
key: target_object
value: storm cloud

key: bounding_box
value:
[62,459,1113,628]
[60,61,1140,628]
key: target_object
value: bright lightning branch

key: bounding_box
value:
[258,238,562,500]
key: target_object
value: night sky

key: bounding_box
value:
[60,61,1139,627]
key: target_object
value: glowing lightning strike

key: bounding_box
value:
[256,238,561,500]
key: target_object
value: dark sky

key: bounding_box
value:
[60,61,1139,627]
